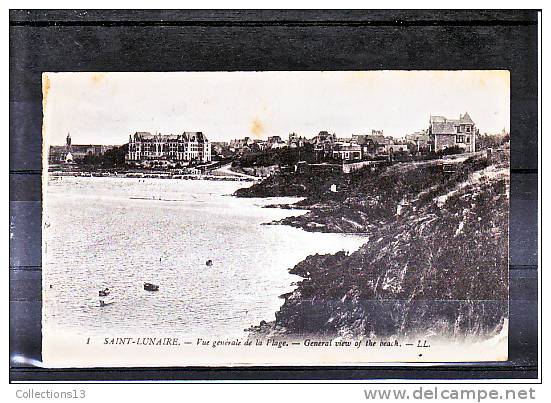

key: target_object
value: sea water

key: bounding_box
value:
[43,177,367,338]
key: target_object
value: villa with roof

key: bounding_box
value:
[428,112,477,153]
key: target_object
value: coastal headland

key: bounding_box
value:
[236,150,510,339]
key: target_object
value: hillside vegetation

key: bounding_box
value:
[243,151,509,338]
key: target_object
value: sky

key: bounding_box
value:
[43,71,510,146]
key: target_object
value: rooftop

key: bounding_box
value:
[430,112,475,134]
[133,131,208,141]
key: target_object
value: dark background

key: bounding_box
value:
[9,9,539,381]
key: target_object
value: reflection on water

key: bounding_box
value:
[43,177,367,338]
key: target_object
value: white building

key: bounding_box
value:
[126,131,211,164]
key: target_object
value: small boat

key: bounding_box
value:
[144,282,159,292]
[206,259,213,267]
[99,287,110,297]
[99,298,115,307]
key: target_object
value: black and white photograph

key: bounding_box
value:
[39,70,510,366]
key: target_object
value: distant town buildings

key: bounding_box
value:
[312,131,337,158]
[126,131,211,165]
[267,135,286,149]
[211,141,229,155]
[405,130,430,152]
[428,112,477,153]
[288,132,308,148]
[48,133,115,164]
[332,143,362,161]
[51,110,487,168]
[229,137,255,152]
[223,112,479,163]
[352,131,389,157]
[346,131,408,160]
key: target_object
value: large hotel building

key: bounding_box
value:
[126,131,211,164]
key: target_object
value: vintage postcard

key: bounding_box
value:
[41,71,510,367]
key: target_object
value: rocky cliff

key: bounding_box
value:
[242,152,509,338]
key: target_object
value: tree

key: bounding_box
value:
[437,145,464,156]
[75,144,129,168]
[101,144,128,167]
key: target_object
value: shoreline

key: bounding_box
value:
[49,171,259,183]
[44,176,367,340]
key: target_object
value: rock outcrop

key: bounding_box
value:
[243,152,509,338]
